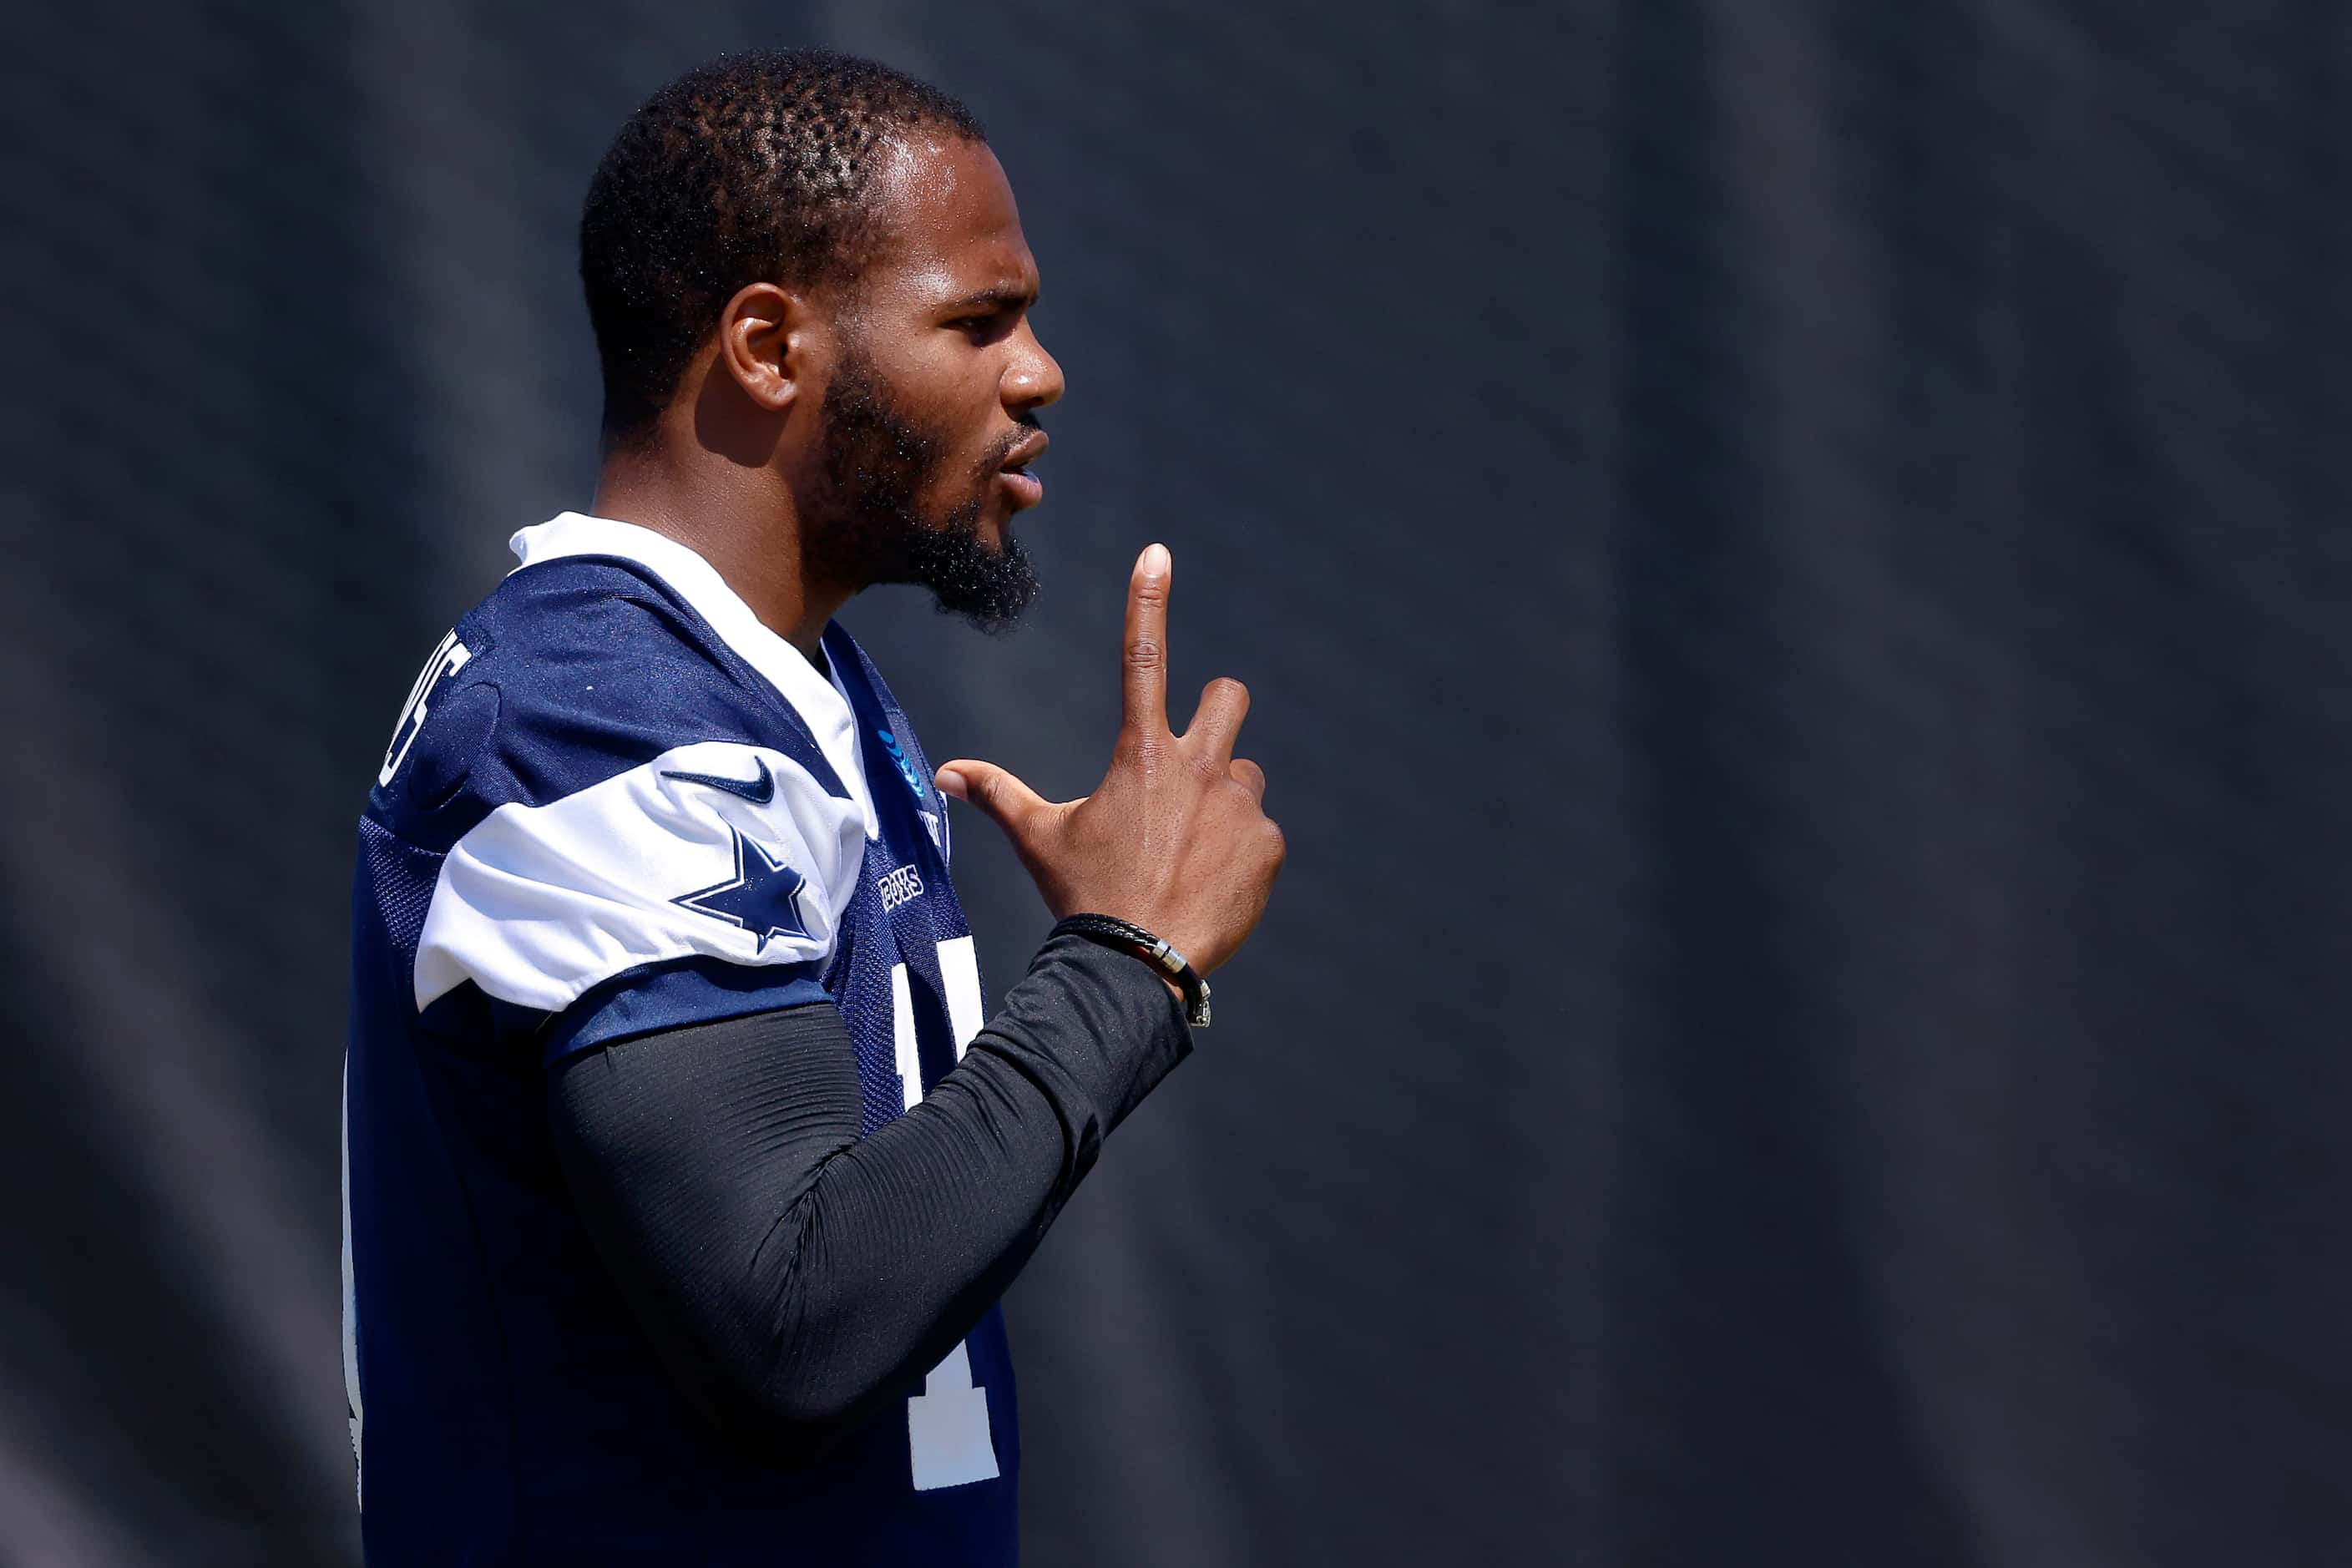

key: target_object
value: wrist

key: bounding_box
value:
[1051,914,1212,1028]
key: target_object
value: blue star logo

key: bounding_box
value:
[672,827,812,951]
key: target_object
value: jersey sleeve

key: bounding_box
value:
[413,737,865,1053]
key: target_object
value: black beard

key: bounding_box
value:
[799,346,1041,634]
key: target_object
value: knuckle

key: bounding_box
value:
[1124,640,1165,672]
[1206,675,1248,706]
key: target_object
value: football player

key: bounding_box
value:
[344,49,1282,1565]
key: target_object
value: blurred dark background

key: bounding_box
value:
[4,2,2349,1563]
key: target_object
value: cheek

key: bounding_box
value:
[858,338,1005,482]
[911,374,1009,473]
[868,329,987,399]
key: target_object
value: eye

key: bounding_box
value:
[948,311,1015,344]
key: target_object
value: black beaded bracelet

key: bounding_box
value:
[1054,914,1212,1028]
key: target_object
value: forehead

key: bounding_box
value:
[854,133,1036,303]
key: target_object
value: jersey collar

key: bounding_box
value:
[509,512,878,838]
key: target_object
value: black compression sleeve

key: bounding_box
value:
[545,932,1190,1454]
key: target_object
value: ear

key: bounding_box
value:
[715,281,807,415]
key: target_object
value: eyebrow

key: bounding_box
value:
[945,283,1038,315]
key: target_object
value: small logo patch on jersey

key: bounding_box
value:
[878,864,925,912]
[877,729,928,802]
[660,758,776,805]
[673,826,811,951]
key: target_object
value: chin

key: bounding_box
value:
[972,502,1018,552]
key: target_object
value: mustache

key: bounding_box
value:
[976,415,1045,476]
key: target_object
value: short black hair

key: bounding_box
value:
[579,49,985,446]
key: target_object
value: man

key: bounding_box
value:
[343,50,1283,1565]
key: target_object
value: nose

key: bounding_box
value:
[1004,320,1065,413]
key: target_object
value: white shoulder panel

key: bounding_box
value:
[413,741,867,1014]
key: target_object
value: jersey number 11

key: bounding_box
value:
[893,936,1001,1492]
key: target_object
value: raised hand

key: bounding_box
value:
[933,544,1284,976]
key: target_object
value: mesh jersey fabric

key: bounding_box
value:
[344,514,1019,1565]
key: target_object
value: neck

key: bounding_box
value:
[589,439,850,663]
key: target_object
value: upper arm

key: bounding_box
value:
[544,1002,871,1444]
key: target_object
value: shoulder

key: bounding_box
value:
[357,559,873,1029]
[371,556,841,852]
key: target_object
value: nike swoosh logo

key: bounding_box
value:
[660,758,776,805]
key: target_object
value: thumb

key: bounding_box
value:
[935,759,1050,838]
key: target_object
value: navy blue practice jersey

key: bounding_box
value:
[344,513,1018,1565]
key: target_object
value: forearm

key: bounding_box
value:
[546,931,1189,1450]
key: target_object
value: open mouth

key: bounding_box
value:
[996,430,1049,508]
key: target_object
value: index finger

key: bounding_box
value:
[1122,543,1172,735]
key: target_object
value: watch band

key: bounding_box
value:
[1054,913,1212,1028]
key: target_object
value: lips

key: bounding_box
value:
[996,429,1049,508]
